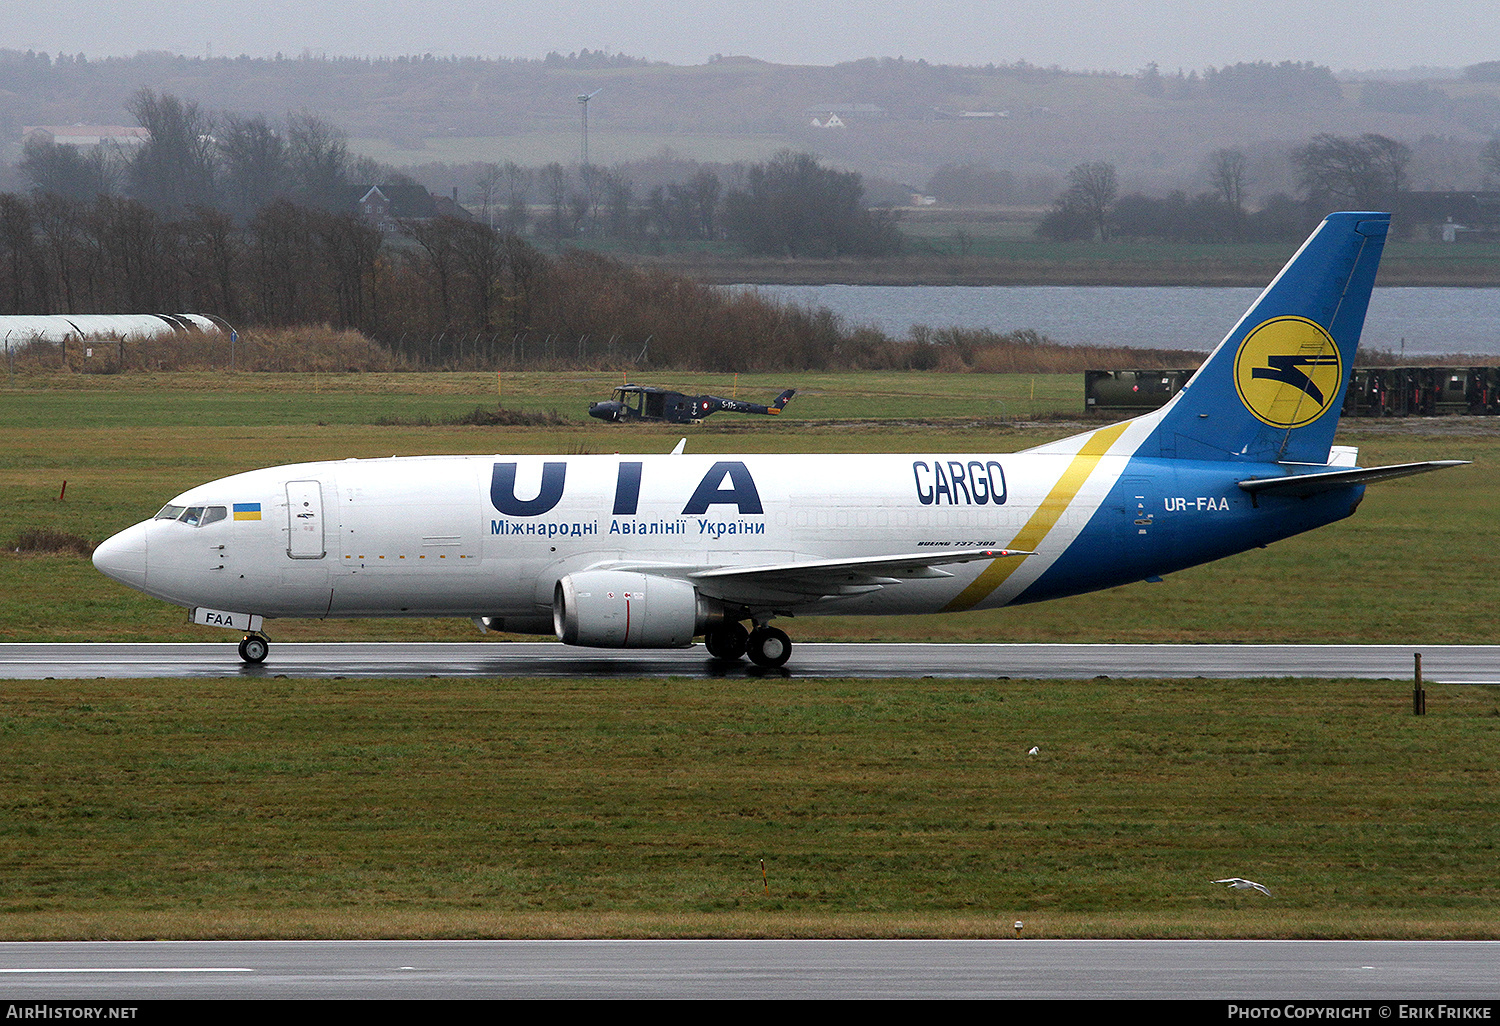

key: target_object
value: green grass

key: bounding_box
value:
[2,370,1494,645]
[1,370,1497,940]
[0,369,1078,427]
[1,676,1498,939]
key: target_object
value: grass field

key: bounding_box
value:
[2,675,1499,940]
[0,368,1079,428]
[5,370,1088,645]
[1,370,1496,939]
[630,238,1500,287]
[2,369,1493,646]
[895,214,1500,276]
[353,130,797,170]
[460,196,1500,286]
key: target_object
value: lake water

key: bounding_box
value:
[736,285,1500,358]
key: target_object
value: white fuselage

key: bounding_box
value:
[100,449,1140,623]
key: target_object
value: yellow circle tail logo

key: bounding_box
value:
[1233,316,1344,428]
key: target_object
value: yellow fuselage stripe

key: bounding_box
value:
[942,421,1130,612]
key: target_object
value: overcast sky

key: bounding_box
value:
[2,1,1497,73]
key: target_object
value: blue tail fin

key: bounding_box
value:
[1139,211,1389,464]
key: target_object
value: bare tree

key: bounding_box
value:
[314,209,382,331]
[597,168,635,240]
[1362,134,1412,196]
[399,216,464,325]
[451,221,508,333]
[0,194,40,313]
[126,90,217,215]
[218,114,290,222]
[540,162,570,248]
[721,150,900,257]
[33,194,85,312]
[501,161,532,235]
[86,195,172,311]
[1292,133,1410,209]
[1064,161,1118,242]
[286,112,352,211]
[247,199,318,325]
[180,206,241,320]
[19,136,114,203]
[576,162,604,235]
[1207,148,1249,215]
[689,167,721,239]
[475,163,504,228]
[1204,147,1250,240]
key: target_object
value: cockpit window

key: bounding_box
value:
[155,504,227,527]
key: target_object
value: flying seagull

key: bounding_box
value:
[1213,877,1273,896]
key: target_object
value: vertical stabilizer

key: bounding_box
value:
[1137,211,1389,464]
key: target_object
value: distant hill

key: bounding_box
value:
[4,50,1499,202]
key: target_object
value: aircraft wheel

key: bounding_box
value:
[704,621,749,661]
[239,635,269,664]
[747,625,791,668]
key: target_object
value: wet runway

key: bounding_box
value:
[3,641,1498,681]
[2,938,1499,1000]
[5,646,1498,1000]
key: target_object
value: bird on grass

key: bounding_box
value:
[1213,877,1273,896]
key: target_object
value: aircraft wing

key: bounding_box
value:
[1237,460,1469,498]
[597,548,1028,604]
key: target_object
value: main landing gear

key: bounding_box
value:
[703,620,791,668]
[238,632,270,664]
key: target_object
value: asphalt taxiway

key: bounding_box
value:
[2,641,1497,681]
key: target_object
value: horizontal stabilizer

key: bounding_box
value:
[1238,460,1469,497]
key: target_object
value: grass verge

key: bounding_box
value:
[2,676,1498,940]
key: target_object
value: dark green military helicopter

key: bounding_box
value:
[589,385,795,424]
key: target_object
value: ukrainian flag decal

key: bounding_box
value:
[233,503,262,521]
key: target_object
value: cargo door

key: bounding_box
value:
[1115,473,1177,578]
[1119,477,1155,541]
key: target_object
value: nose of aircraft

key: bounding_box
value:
[92,522,149,589]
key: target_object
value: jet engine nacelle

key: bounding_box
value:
[553,570,715,648]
